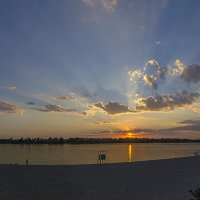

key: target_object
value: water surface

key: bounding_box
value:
[0,143,200,165]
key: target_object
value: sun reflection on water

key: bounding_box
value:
[128,144,132,162]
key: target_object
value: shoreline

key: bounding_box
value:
[0,156,200,200]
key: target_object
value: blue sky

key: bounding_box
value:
[1,0,200,138]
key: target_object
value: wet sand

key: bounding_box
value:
[0,156,200,200]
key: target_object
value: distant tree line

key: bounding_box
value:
[0,137,200,144]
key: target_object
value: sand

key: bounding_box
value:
[0,156,200,200]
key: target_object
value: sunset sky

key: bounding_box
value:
[1,0,200,138]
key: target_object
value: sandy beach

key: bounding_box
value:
[0,156,200,200]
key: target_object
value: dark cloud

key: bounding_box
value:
[113,129,135,134]
[178,120,200,125]
[81,111,87,115]
[181,64,200,83]
[55,96,76,101]
[27,102,35,105]
[33,104,76,113]
[0,100,23,114]
[93,101,134,115]
[134,121,200,135]
[167,124,200,132]
[136,91,200,111]
[133,128,154,133]
[88,129,141,137]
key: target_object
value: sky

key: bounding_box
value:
[1,0,200,139]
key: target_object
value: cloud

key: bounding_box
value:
[87,128,140,137]
[128,69,143,82]
[33,104,76,113]
[113,129,135,134]
[168,61,200,83]
[83,0,117,12]
[167,61,200,83]
[193,106,200,113]
[83,0,95,6]
[168,59,185,76]
[6,86,17,90]
[128,59,165,90]
[55,96,76,101]
[178,120,200,125]
[101,0,117,12]
[133,128,155,134]
[156,41,161,45]
[55,91,97,103]
[0,100,23,114]
[81,111,87,115]
[27,102,35,105]
[143,74,157,89]
[144,119,200,135]
[135,91,200,111]
[145,59,165,79]
[133,120,200,135]
[93,121,113,125]
[181,64,200,83]
[92,101,134,115]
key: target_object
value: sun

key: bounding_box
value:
[128,133,133,137]
[127,132,138,138]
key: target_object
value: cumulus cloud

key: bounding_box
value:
[167,60,200,84]
[135,91,200,111]
[145,59,165,79]
[127,59,200,114]
[83,0,117,12]
[146,59,159,67]
[168,61,200,83]
[128,69,143,82]
[0,100,23,114]
[143,74,157,89]
[33,104,76,113]
[181,64,200,83]
[128,59,165,90]
[92,101,134,115]
[128,59,200,94]
[168,59,185,76]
